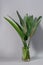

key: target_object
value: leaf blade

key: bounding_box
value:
[8,16,23,32]
[16,11,24,26]
[30,16,42,37]
[4,17,25,39]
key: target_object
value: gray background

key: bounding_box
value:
[0,0,43,61]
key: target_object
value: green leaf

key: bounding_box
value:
[16,11,24,27]
[26,15,33,37]
[37,16,42,21]
[8,16,23,32]
[30,16,42,37]
[34,16,42,33]
[4,17,25,39]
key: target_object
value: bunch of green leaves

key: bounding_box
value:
[4,11,42,42]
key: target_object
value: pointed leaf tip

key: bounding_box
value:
[37,16,42,21]
[4,17,25,39]
[16,11,24,27]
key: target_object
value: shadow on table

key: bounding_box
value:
[30,56,43,61]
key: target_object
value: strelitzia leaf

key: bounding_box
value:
[16,11,24,27]
[4,17,25,39]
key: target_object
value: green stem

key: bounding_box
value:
[28,37,31,48]
[22,41,30,61]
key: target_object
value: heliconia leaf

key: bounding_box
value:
[4,17,25,39]
[16,11,24,27]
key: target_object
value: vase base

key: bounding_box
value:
[22,58,30,62]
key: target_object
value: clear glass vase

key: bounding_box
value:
[22,41,30,61]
